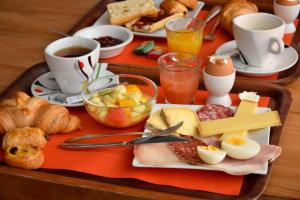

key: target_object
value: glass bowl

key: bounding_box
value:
[82,74,158,128]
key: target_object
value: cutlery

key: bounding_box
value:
[204,15,221,41]
[48,27,71,37]
[60,135,188,150]
[63,121,183,143]
[192,5,223,31]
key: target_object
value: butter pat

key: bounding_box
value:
[239,91,260,103]
[198,111,281,137]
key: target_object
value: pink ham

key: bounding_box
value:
[134,143,281,175]
[134,143,184,166]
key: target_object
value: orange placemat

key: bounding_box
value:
[103,11,298,81]
[0,89,270,196]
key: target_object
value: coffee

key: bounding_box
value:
[54,46,92,58]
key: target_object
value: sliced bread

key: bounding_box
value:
[107,0,159,25]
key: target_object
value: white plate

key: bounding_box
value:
[93,0,205,38]
[132,103,271,175]
[215,40,299,76]
[31,70,114,107]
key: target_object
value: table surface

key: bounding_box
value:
[0,0,299,199]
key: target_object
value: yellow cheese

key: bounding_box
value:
[221,100,257,140]
[145,110,168,131]
[198,111,281,137]
[161,108,199,136]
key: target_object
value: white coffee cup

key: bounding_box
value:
[45,37,100,94]
[233,13,285,67]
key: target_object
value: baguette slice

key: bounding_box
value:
[160,108,199,136]
[107,0,159,25]
[125,11,184,33]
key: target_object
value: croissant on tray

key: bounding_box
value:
[0,92,81,135]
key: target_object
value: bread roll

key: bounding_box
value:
[2,127,47,150]
[220,0,258,34]
[4,145,44,170]
[175,0,198,9]
[107,0,159,25]
[160,0,188,15]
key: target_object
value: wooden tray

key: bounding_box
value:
[68,0,300,86]
[0,62,292,200]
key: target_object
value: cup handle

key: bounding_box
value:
[268,37,284,55]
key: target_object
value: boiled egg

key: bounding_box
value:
[205,55,234,76]
[221,137,260,160]
[197,145,226,165]
[276,0,299,6]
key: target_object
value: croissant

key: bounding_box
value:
[0,92,81,135]
[220,0,258,34]
[2,127,47,150]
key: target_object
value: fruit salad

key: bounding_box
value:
[85,84,153,128]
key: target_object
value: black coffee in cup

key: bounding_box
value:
[54,46,92,58]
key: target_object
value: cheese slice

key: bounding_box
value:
[161,108,199,136]
[221,100,257,140]
[145,110,168,131]
[198,111,281,137]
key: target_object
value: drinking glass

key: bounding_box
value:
[158,52,201,104]
[165,18,203,54]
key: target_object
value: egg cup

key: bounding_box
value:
[274,1,300,33]
[203,69,236,106]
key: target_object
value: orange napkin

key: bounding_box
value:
[103,11,298,81]
[0,89,270,196]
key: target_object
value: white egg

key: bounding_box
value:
[221,137,260,160]
[197,145,226,165]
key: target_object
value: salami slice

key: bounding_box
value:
[168,136,206,165]
[168,105,234,165]
[196,104,234,122]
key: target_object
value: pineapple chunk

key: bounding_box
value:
[97,108,108,118]
[102,95,117,105]
[115,85,127,95]
[132,105,146,113]
[127,91,142,103]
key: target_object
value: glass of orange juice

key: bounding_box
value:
[158,52,202,104]
[165,18,203,54]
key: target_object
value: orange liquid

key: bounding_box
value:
[166,29,203,54]
[160,65,200,104]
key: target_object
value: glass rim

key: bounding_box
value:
[165,17,198,33]
[158,52,202,72]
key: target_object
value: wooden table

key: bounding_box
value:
[0,0,299,199]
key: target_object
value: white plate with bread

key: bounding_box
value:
[94,0,205,38]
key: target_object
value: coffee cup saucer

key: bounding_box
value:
[215,40,298,76]
[31,70,114,107]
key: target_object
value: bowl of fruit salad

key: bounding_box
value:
[82,74,158,128]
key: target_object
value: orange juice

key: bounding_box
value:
[160,65,200,104]
[166,29,203,54]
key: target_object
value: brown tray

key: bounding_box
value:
[0,62,292,200]
[68,0,300,86]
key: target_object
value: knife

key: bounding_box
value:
[63,121,183,143]
[60,135,188,150]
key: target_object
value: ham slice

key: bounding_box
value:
[134,143,184,166]
[134,143,281,175]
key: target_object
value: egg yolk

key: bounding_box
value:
[200,145,220,151]
[225,137,246,145]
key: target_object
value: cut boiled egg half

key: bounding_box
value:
[221,136,260,160]
[197,145,226,165]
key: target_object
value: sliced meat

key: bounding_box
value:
[209,145,282,175]
[134,143,184,166]
[168,136,207,165]
[197,104,234,122]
